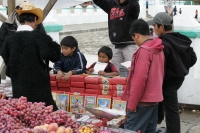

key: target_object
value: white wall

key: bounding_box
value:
[178,38,200,105]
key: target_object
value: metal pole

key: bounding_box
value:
[7,0,15,16]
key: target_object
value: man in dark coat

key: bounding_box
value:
[1,2,61,111]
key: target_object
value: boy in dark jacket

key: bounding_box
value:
[53,36,87,80]
[93,0,140,69]
[147,12,197,133]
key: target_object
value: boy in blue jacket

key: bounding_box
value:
[53,36,87,80]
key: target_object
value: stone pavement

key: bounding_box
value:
[59,22,200,133]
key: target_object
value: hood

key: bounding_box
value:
[141,38,164,53]
[159,32,192,54]
[5,11,17,24]
[114,0,129,6]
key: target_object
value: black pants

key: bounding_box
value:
[158,78,184,133]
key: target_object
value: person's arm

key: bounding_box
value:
[1,38,10,77]
[0,23,8,55]
[127,0,140,18]
[71,53,87,74]
[98,64,119,76]
[127,49,151,111]
[86,63,95,74]
[53,60,62,74]
[190,47,197,67]
[93,0,114,13]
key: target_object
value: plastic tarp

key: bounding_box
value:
[3,0,90,9]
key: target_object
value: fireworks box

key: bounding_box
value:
[56,77,71,83]
[56,93,70,111]
[71,82,85,88]
[70,75,85,82]
[112,90,124,97]
[51,87,59,91]
[109,77,127,85]
[84,94,98,114]
[70,93,85,113]
[99,84,113,90]
[85,84,100,90]
[50,74,56,81]
[112,85,126,91]
[112,97,127,112]
[57,83,71,88]
[85,89,99,94]
[84,76,99,84]
[50,81,57,87]
[51,91,57,103]
[70,87,85,93]
[58,87,70,92]
[97,95,112,109]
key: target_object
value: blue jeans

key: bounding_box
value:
[124,104,158,133]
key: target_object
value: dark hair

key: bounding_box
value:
[156,23,172,31]
[60,36,78,48]
[129,19,150,37]
[19,13,38,24]
[98,46,113,59]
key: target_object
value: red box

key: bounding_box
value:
[50,74,56,81]
[85,89,99,94]
[51,87,58,91]
[70,75,85,82]
[85,84,100,90]
[98,89,112,95]
[113,90,124,97]
[109,77,127,85]
[71,82,85,88]
[59,87,70,92]
[84,76,99,84]
[112,85,126,91]
[57,83,71,88]
[99,84,113,90]
[98,77,111,85]
[70,87,85,93]
[56,77,71,83]
[50,81,57,87]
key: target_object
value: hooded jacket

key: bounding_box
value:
[159,32,197,80]
[0,11,46,55]
[121,38,164,111]
[93,0,140,48]
[53,48,87,74]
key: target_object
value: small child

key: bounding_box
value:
[86,46,119,77]
[53,36,87,80]
[121,19,164,133]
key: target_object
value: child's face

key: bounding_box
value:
[98,52,109,63]
[61,45,76,56]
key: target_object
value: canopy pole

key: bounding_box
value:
[7,0,15,16]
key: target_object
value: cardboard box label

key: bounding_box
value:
[84,96,97,108]
[112,99,127,111]
[56,94,69,111]
[70,95,84,113]
[97,98,111,109]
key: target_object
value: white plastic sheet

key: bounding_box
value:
[3,0,89,9]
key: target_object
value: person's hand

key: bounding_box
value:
[129,109,137,112]
[127,67,130,72]
[64,71,73,81]
[98,70,106,76]
[56,70,63,80]
[88,68,94,73]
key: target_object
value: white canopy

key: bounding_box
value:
[3,0,90,9]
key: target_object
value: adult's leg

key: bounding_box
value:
[125,105,157,133]
[157,102,164,124]
[111,45,124,70]
[122,45,138,62]
[163,78,184,133]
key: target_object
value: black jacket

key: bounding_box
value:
[93,0,140,48]
[2,30,60,111]
[53,48,87,74]
[0,11,46,55]
[159,32,197,80]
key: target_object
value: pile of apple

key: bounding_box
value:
[34,123,73,133]
[0,96,69,132]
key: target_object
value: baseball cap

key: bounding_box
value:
[147,12,173,26]
[15,0,29,8]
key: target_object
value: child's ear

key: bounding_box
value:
[72,47,76,51]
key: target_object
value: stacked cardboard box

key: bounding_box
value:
[70,75,85,93]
